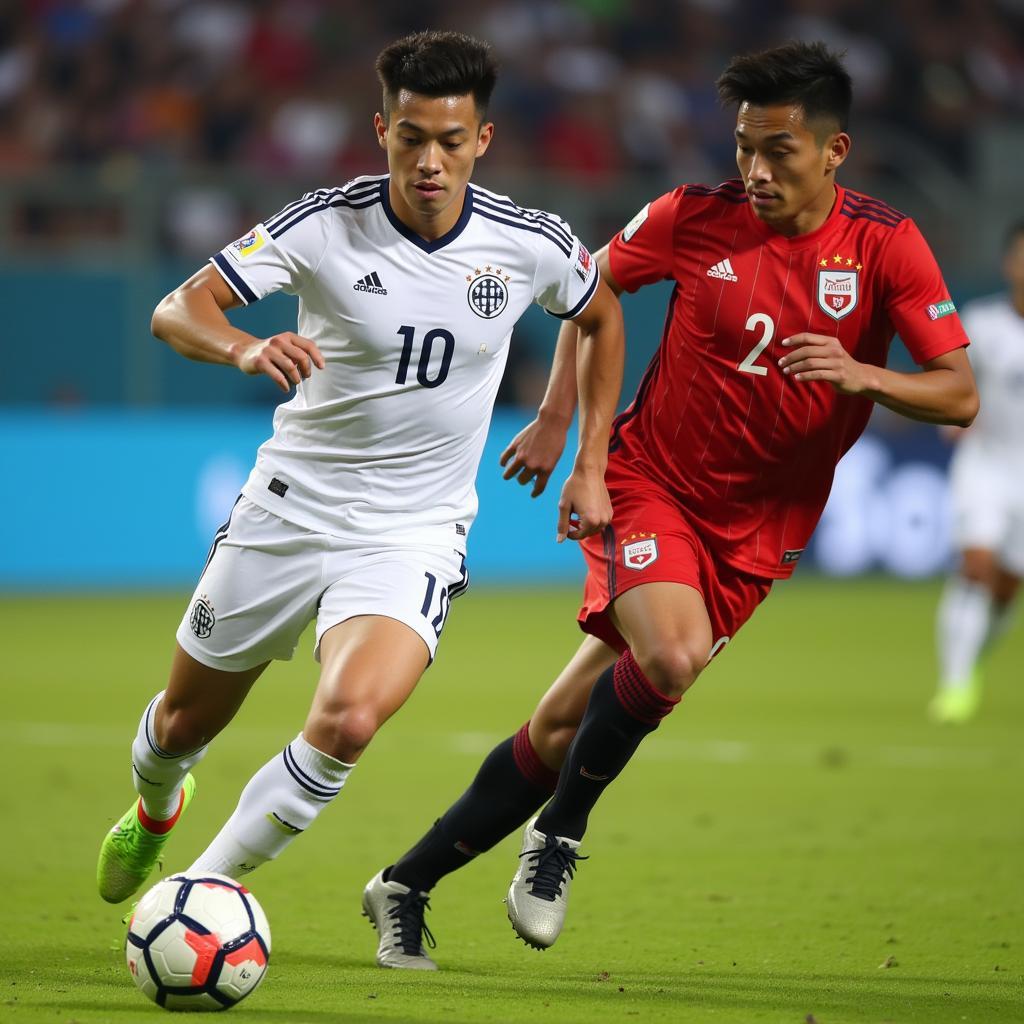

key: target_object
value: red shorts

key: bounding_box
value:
[578,469,773,659]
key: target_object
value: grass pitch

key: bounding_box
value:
[1,578,1021,1023]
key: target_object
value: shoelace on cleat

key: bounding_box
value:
[521,835,587,902]
[386,889,436,955]
[112,817,166,867]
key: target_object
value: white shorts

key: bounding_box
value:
[176,497,469,672]
[949,448,1024,575]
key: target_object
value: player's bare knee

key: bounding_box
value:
[959,549,998,587]
[958,564,988,587]
[531,701,573,738]
[633,643,704,698]
[310,705,379,762]
[531,700,580,763]
[532,724,575,771]
[154,704,209,754]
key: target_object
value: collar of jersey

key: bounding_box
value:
[745,183,846,252]
[380,179,475,254]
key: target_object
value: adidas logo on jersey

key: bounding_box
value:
[353,271,387,295]
[707,258,738,282]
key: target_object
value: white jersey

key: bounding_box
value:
[211,175,599,547]
[956,293,1024,472]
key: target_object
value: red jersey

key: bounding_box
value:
[607,180,969,579]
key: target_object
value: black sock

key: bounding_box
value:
[389,723,557,892]
[535,651,679,842]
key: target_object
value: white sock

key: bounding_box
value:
[131,692,208,820]
[936,577,994,689]
[188,733,353,879]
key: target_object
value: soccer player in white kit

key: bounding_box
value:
[96,31,624,908]
[931,221,1024,722]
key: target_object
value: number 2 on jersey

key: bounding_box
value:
[737,313,775,377]
[396,325,454,389]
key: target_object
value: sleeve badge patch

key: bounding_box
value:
[621,203,650,243]
[229,227,266,261]
[574,242,593,282]
[926,300,956,320]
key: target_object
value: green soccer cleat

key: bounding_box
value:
[97,774,196,904]
[928,673,982,724]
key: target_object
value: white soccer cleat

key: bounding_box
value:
[361,870,438,970]
[506,817,586,950]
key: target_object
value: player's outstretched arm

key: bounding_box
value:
[500,318,579,498]
[151,265,325,393]
[778,334,978,426]
[556,271,625,542]
[501,247,626,501]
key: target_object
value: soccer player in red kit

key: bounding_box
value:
[359,40,979,969]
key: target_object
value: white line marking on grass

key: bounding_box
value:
[449,732,501,755]
[644,738,753,763]
[2,722,126,747]
[3,723,1014,774]
[445,732,1011,772]
[878,744,996,769]
[0,722,288,749]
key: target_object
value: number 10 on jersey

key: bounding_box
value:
[396,325,454,389]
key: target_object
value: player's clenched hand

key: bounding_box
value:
[556,466,612,543]
[236,332,326,392]
[778,333,871,395]
[499,416,570,498]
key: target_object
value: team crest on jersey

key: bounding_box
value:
[816,254,862,320]
[229,227,266,260]
[189,595,215,638]
[466,266,510,319]
[622,532,658,571]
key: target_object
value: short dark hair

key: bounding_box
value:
[716,40,852,137]
[375,31,498,122]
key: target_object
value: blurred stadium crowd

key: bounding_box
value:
[2,2,1017,579]
[3,0,1024,187]
[2,0,1023,408]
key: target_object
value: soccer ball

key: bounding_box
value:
[126,873,271,1011]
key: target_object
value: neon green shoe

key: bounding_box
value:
[97,774,196,904]
[928,673,982,724]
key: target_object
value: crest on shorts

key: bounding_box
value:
[816,255,861,320]
[622,532,658,571]
[190,595,216,638]
[466,266,510,319]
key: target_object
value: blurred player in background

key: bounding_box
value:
[95,31,623,909]
[930,221,1024,723]
[362,40,979,969]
